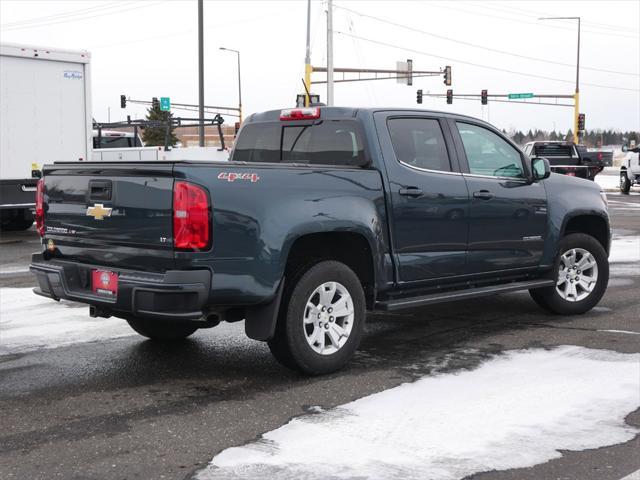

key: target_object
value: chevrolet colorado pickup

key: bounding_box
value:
[31,107,611,374]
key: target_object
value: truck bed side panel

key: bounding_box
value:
[174,163,389,305]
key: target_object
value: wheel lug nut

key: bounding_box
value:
[328,307,333,313]
[324,323,329,329]
[329,316,334,322]
[321,306,326,312]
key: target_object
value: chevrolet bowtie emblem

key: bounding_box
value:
[86,203,112,220]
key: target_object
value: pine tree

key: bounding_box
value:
[142,102,179,147]
[565,129,573,142]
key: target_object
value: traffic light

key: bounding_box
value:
[443,65,451,86]
[481,89,488,105]
[120,95,126,109]
[446,89,453,104]
[152,97,159,109]
[578,113,585,131]
[416,89,423,104]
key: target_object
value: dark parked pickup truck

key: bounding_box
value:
[522,141,605,180]
[31,107,611,374]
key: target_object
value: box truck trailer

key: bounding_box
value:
[0,43,92,230]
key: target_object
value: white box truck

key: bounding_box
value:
[0,43,92,230]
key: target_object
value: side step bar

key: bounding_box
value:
[375,279,554,312]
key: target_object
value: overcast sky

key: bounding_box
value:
[1,0,639,133]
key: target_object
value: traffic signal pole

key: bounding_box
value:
[539,16,581,144]
[574,18,581,145]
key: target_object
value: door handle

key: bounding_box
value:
[399,187,424,198]
[473,190,494,200]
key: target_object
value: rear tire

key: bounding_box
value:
[620,171,631,194]
[529,233,608,315]
[0,209,34,231]
[268,260,365,375]
[126,318,198,341]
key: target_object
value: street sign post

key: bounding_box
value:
[508,93,534,99]
[160,97,171,111]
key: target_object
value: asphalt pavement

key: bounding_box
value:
[1,192,639,480]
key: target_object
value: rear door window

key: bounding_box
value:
[232,120,365,166]
[387,118,452,172]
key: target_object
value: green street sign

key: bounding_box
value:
[160,97,170,111]
[508,93,534,99]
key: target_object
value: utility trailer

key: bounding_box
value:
[0,43,92,230]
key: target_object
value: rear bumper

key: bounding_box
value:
[30,254,211,321]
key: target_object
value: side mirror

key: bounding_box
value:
[622,144,628,153]
[531,157,551,181]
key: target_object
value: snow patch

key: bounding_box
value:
[609,236,640,263]
[595,172,621,191]
[0,288,134,353]
[197,346,640,480]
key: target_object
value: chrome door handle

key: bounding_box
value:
[399,188,424,198]
[473,190,494,200]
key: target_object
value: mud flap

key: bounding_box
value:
[244,278,285,341]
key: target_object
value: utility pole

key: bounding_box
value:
[304,0,312,107]
[198,0,205,147]
[539,16,581,144]
[326,0,334,106]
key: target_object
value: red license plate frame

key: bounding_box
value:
[91,269,118,297]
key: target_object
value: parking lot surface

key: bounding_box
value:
[1,193,639,480]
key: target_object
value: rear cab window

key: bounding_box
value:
[232,120,366,167]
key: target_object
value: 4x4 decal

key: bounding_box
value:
[217,172,260,183]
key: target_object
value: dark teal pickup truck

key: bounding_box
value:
[31,107,611,374]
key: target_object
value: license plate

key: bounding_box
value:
[92,269,118,297]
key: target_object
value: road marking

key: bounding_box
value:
[598,329,640,336]
[0,267,30,275]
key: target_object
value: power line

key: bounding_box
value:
[425,2,639,40]
[335,31,640,93]
[463,1,639,33]
[1,2,165,31]
[333,4,638,77]
[0,2,127,28]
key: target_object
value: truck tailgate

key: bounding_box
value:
[43,163,175,271]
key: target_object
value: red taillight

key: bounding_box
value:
[280,107,320,121]
[173,181,210,250]
[35,179,44,237]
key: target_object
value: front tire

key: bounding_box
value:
[529,233,609,315]
[620,171,631,194]
[268,260,366,375]
[126,318,198,341]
